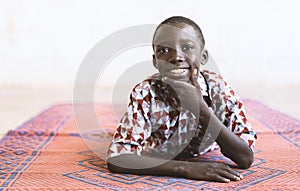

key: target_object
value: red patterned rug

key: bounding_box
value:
[0,99,299,190]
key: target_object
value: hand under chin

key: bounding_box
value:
[166,75,191,83]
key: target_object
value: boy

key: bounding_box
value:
[107,16,256,183]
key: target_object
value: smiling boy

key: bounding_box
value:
[107,16,257,183]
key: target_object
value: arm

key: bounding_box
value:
[107,154,243,183]
[107,80,243,182]
[208,77,256,169]
[163,75,254,169]
[202,108,254,169]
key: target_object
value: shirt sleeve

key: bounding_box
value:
[107,80,152,158]
[223,80,257,152]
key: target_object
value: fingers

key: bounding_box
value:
[216,170,241,182]
[192,68,198,79]
[162,76,194,89]
[207,171,242,183]
[190,68,201,89]
[214,165,243,182]
[206,173,231,183]
[162,77,198,100]
[185,162,244,183]
[206,163,243,183]
[193,68,197,74]
[222,165,243,180]
[162,77,179,90]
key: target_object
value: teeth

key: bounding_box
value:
[170,69,188,74]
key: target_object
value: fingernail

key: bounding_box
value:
[193,68,197,75]
[240,174,243,179]
[225,178,230,183]
[234,176,240,181]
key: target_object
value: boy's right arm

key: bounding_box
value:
[107,154,243,183]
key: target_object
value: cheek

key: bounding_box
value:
[156,63,166,73]
[187,56,201,68]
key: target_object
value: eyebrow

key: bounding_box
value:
[153,41,171,46]
[154,39,196,47]
[180,39,196,44]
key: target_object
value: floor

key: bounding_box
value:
[0,84,299,138]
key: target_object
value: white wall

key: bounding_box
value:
[1,0,300,86]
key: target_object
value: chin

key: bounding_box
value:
[169,76,190,82]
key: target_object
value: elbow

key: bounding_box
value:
[238,151,254,169]
[107,157,123,173]
[221,147,254,169]
[106,155,135,174]
[107,161,116,172]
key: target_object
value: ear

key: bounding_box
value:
[200,49,209,65]
[152,54,158,69]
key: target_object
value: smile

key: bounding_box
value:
[169,68,189,74]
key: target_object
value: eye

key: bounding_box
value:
[157,47,170,53]
[182,44,194,51]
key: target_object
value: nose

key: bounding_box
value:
[168,50,184,64]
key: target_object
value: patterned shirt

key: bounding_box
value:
[108,70,257,159]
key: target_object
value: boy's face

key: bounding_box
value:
[153,23,204,82]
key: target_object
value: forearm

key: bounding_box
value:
[215,117,253,168]
[201,108,254,169]
[107,154,185,177]
[107,153,243,182]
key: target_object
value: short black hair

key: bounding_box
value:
[153,16,205,49]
